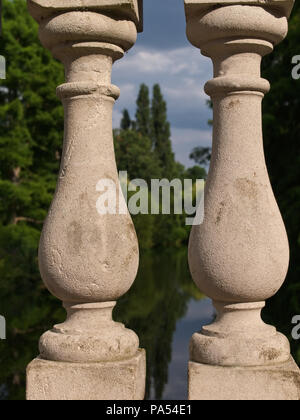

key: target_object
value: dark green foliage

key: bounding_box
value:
[120,109,132,130]
[0,0,64,399]
[117,83,201,250]
[135,84,151,136]
[185,165,207,183]
[115,84,206,250]
[114,127,190,249]
[114,129,162,183]
[189,146,211,167]
[151,84,176,177]
[0,0,64,285]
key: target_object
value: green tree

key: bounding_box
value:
[120,109,131,130]
[0,0,64,399]
[151,84,176,177]
[189,146,211,167]
[114,129,162,250]
[135,83,150,136]
[114,129,162,183]
[184,165,207,183]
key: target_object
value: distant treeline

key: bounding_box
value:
[114,83,207,250]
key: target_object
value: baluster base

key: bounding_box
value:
[190,302,292,367]
[26,349,146,400]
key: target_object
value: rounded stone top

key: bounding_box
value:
[186,3,289,49]
[27,0,143,32]
[38,11,138,53]
[184,0,294,19]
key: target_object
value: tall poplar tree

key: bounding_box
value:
[120,109,131,130]
[135,83,150,136]
[151,84,175,177]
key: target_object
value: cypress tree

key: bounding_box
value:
[120,109,131,130]
[135,83,150,136]
[151,84,175,177]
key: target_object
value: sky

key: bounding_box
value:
[112,0,213,168]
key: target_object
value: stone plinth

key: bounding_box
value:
[189,358,300,400]
[27,350,146,401]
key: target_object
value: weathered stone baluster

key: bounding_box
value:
[26,0,145,400]
[184,0,300,400]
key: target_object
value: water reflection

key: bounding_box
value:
[0,249,209,400]
[161,298,214,400]
[1,249,297,400]
[114,250,210,400]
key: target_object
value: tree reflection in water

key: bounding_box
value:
[0,249,298,400]
[115,250,206,400]
[0,250,204,400]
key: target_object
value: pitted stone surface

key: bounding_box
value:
[27,350,146,400]
[185,0,299,400]
[26,0,145,400]
[189,359,300,400]
[28,0,143,31]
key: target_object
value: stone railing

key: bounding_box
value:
[25,0,299,400]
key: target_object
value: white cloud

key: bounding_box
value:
[119,47,210,77]
[171,128,212,168]
[164,77,207,101]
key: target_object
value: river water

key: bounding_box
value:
[0,249,216,400]
[3,248,298,400]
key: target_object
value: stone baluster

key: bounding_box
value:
[26,0,145,400]
[184,0,300,400]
